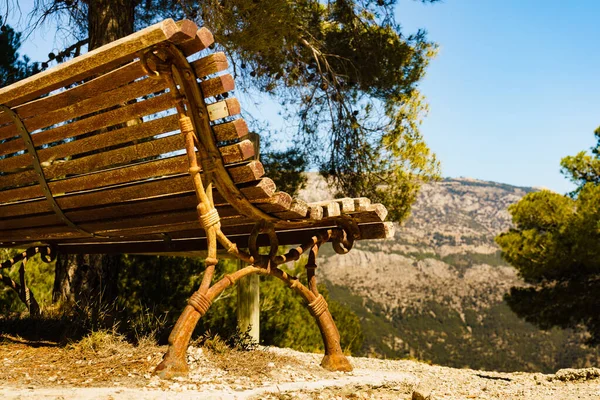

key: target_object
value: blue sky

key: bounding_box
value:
[396,0,600,193]
[8,0,600,193]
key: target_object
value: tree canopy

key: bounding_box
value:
[496,126,600,344]
[0,17,39,87]
[11,0,440,221]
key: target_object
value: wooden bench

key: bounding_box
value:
[0,19,393,377]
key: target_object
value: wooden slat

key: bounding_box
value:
[273,199,309,220]
[0,114,180,173]
[0,60,148,135]
[308,206,323,220]
[0,175,191,219]
[0,173,272,220]
[200,75,234,98]
[234,178,276,200]
[1,191,297,231]
[0,93,176,158]
[350,204,388,223]
[220,139,255,164]
[309,200,341,218]
[252,192,293,213]
[212,119,248,141]
[0,19,196,107]
[1,156,189,204]
[1,193,198,230]
[0,133,186,189]
[190,52,228,78]
[228,160,264,184]
[179,27,214,55]
[0,157,264,206]
[334,198,355,213]
[0,75,168,144]
[353,197,371,211]
[0,181,278,242]
[207,98,241,121]
[49,222,395,254]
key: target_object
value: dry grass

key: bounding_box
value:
[0,331,304,389]
[0,332,164,388]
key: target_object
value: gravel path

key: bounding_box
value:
[1,343,599,399]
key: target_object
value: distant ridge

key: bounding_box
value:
[300,175,599,373]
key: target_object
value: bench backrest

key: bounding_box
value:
[0,19,392,254]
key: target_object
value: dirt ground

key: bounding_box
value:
[1,333,599,399]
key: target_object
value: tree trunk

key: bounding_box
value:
[53,0,136,315]
[87,0,135,49]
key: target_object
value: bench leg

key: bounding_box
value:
[304,244,352,372]
[155,260,217,379]
[154,263,264,378]
[312,300,353,372]
[155,231,353,377]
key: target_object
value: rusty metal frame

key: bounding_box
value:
[139,45,356,377]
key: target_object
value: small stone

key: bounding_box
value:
[412,382,433,400]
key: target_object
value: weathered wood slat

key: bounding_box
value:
[0,19,196,107]
[212,119,248,141]
[1,133,254,192]
[0,174,271,220]
[0,193,283,242]
[251,192,293,213]
[273,199,309,220]
[334,198,355,213]
[1,193,198,230]
[220,139,255,164]
[207,98,241,121]
[0,75,169,143]
[46,222,394,254]
[14,218,393,249]
[0,114,180,173]
[0,133,186,190]
[308,206,324,220]
[0,156,264,205]
[0,60,148,134]
[2,190,297,231]
[200,75,234,98]
[350,203,388,223]
[178,27,214,55]
[353,197,371,211]
[190,52,228,78]
[1,156,190,204]
[0,93,175,158]
[309,200,341,218]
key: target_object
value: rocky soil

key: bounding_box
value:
[1,337,599,399]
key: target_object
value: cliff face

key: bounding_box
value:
[299,176,600,373]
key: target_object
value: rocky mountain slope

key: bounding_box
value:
[299,176,600,373]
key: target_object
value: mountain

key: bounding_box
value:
[299,176,600,373]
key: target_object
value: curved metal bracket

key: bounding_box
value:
[0,105,101,239]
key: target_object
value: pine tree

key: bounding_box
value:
[496,126,600,344]
[0,18,40,87]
